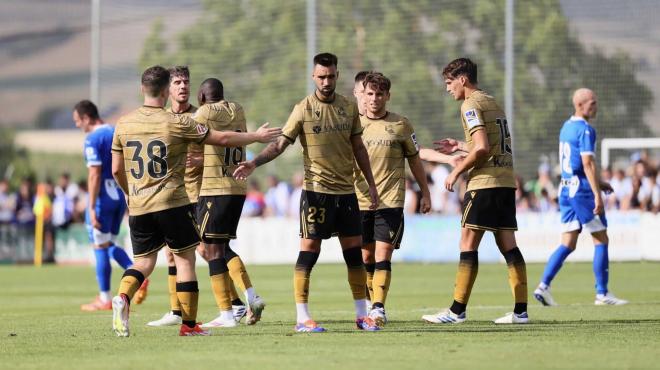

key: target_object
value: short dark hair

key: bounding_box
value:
[442,58,478,84]
[364,73,391,93]
[313,52,338,68]
[354,71,371,83]
[141,65,170,97]
[197,78,224,105]
[73,100,100,120]
[168,65,190,81]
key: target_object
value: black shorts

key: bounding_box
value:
[197,195,246,243]
[361,208,405,248]
[299,190,362,240]
[461,187,518,231]
[128,204,200,257]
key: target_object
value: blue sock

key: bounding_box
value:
[541,245,573,286]
[108,244,133,270]
[593,244,609,295]
[94,248,112,292]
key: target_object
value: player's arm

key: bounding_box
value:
[433,138,468,154]
[87,165,102,229]
[407,154,431,213]
[419,148,465,168]
[233,136,291,180]
[202,122,281,147]
[111,152,129,196]
[351,135,379,210]
[444,129,489,192]
[582,154,604,215]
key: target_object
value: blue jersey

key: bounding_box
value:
[558,116,596,198]
[84,124,124,205]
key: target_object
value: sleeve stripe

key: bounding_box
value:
[196,128,211,144]
[86,162,102,167]
[580,151,595,156]
[282,134,296,144]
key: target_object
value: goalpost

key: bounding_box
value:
[600,138,660,169]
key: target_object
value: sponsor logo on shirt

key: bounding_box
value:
[464,109,481,129]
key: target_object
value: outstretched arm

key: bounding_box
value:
[233,136,291,180]
[351,135,379,210]
[434,138,468,154]
[202,122,282,147]
[419,148,465,168]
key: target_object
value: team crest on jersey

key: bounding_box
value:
[337,107,346,117]
[315,110,321,119]
[384,125,395,134]
[313,125,322,134]
[206,201,212,209]
[389,230,395,238]
[464,109,481,129]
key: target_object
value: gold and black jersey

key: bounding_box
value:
[111,106,209,216]
[460,90,515,191]
[354,112,419,210]
[170,104,202,204]
[195,101,248,196]
[282,93,363,194]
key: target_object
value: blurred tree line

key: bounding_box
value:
[140,0,652,179]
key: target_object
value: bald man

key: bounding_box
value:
[534,88,628,306]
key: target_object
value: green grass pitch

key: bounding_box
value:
[1,262,659,369]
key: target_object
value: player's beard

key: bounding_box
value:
[318,86,335,97]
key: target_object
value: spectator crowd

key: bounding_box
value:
[1,153,659,262]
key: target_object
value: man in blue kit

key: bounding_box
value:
[73,100,148,311]
[534,88,628,306]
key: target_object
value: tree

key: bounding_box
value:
[140,0,653,178]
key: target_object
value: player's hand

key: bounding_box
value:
[255,122,282,143]
[448,154,467,168]
[233,160,256,180]
[368,184,379,210]
[186,152,203,168]
[89,209,102,230]
[593,195,605,215]
[419,193,431,214]
[600,181,613,194]
[434,138,460,154]
[445,170,459,192]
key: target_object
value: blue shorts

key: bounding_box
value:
[85,198,127,245]
[559,193,607,233]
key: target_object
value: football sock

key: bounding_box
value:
[296,303,312,323]
[503,247,528,314]
[226,247,253,292]
[541,245,572,287]
[294,251,320,304]
[450,251,478,314]
[94,248,111,294]
[107,244,132,269]
[343,247,367,300]
[593,244,609,295]
[167,266,181,315]
[365,263,375,302]
[354,299,368,318]
[176,281,199,328]
[99,291,111,303]
[372,260,392,307]
[208,258,232,311]
[117,269,145,302]
[245,287,256,305]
